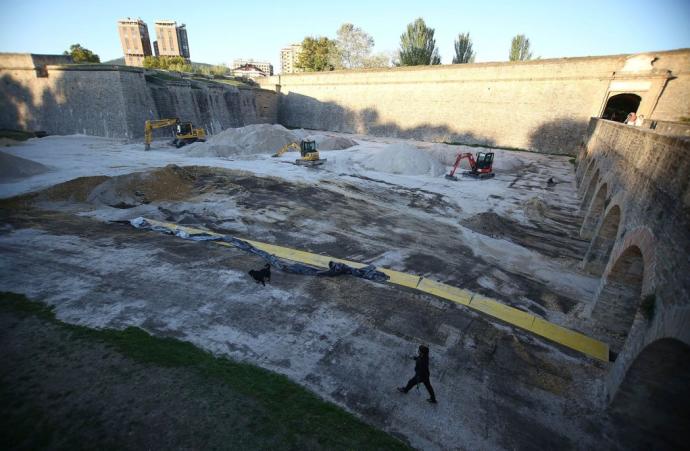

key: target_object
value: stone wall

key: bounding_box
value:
[261,49,690,155]
[642,118,690,138]
[575,118,690,401]
[0,53,278,139]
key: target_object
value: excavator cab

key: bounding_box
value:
[475,152,494,170]
[300,140,317,157]
[176,122,193,136]
[296,140,326,166]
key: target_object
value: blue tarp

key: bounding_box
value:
[130,217,389,283]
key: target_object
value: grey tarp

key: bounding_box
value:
[129,217,389,283]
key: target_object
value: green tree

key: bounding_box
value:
[296,37,337,72]
[210,64,228,76]
[64,43,100,63]
[142,56,192,73]
[398,18,441,66]
[509,34,533,61]
[452,32,475,64]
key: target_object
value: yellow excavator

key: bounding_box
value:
[272,140,325,166]
[144,118,206,150]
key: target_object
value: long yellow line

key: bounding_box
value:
[142,218,610,362]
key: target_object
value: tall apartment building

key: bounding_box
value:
[280,44,303,74]
[231,59,273,76]
[154,21,190,60]
[117,18,153,67]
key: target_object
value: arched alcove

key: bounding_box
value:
[581,183,608,239]
[581,169,600,210]
[606,338,690,449]
[591,245,643,352]
[602,93,642,122]
[584,205,621,276]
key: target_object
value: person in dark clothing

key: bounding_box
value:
[397,345,437,403]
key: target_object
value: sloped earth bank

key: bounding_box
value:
[0,158,648,450]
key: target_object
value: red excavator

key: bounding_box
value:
[445,151,495,180]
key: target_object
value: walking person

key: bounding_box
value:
[398,345,437,404]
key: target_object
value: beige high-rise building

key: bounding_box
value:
[281,44,303,74]
[154,20,190,60]
[117,18,153,67]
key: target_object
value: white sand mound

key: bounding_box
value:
[286,129,357,150]
[184,124,299,157]
[361,143,446,176]
[307,134,358,150]
[0,151,50,182]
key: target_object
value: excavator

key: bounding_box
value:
[144,118,206,150]
[272,140,326,166]
[445,151,495,180]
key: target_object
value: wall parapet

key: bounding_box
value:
[269,49,690,155]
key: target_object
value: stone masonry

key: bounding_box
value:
[576,118,690,400]
[0,53,278,139]
[260,49,690,155]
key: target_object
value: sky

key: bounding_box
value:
[1,0,689,72]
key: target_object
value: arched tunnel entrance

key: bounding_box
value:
[584,205,621,276]
[591,245,643,353]
[602,93,642,122]
[605,338,690,450]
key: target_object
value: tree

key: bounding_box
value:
[296,37,337,72]
[362,53,391,68]
[142,56,192,73]
[509,34,533,61]
[335,23,375,69]
[398,18,441,66]
[452,32,475,64]
[64,44,100,63]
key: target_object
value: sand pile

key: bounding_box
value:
[87,165,195,208]
[523,196,548,220]
[185,124,299,157]
[0,151,50,182]
[360,143,446,176]
[309,134,358,150]
[285,129,358,150]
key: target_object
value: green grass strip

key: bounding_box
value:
[0,292,409,450]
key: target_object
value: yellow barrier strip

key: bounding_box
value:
[141,218,609,361]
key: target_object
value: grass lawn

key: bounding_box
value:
[0,292,409,450]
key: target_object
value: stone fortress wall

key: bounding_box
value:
[576,118,690,401]
[0,53,278,139]
[260,49,690,155]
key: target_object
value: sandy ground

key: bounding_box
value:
[0,132,630,449]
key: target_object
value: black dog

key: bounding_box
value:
[249,264,271,286]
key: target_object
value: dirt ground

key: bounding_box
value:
[0,134,665,449]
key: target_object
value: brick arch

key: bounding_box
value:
[606,337,690,448]
[578,158,598,194]
[602,226,656,296]
[580,182,609,239]
[583,203,623,275]
[577,156,597,187]
[592,245,645,353]
[580,168,601,210]
[590,227,657,354]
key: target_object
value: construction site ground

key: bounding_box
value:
[0,133,659,450]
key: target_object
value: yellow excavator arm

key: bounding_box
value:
[272,142,300,157]
[144,118,180,150]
